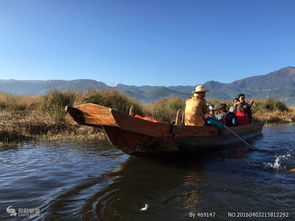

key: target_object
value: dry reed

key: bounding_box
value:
[0,91,294,146]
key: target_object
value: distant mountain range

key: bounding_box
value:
[1,66,295,105]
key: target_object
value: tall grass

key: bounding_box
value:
[253,99,289,113]
[41,91,76,122]
[40,89,143,121]
[0,90,294,145]
[76,89,143,115]
[205,99,289,113]
[143,98,232,122]
[144,98,291,123]
[144,97,185,122]
[0,90,143,144]
[0,92,40,111]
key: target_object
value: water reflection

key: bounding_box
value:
[81,156,209,221]
[0,125,295,221]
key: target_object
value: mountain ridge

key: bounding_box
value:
[0,67,294,105]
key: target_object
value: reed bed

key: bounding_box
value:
[0,90,294,145]
[144,97,185,122]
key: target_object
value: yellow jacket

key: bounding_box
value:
[184,95,209,126]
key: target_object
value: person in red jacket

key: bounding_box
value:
[236,94,254,125]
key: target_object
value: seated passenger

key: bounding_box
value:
[215,103,227,123]
[229,98,240,113]
[225,101,238,126]
[208,104,216,118]
[224,111,238,126]
[236,94,254,125]
[184,85,209,126]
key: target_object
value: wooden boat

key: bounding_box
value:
[66,103,264,156]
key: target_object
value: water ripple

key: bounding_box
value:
[0,124,294,220]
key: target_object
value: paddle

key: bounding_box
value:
[208,117,256,150]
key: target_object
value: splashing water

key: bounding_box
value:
[266,154,291,170]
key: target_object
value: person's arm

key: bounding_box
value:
[201,100,209,118]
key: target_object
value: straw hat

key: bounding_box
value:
[192,85,209,93]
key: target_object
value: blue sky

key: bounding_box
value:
[0,0,294,86]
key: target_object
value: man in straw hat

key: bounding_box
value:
[184,85,209,126]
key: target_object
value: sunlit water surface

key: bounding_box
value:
[0,125,295,220]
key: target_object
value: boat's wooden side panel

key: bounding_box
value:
[103,126,177,155]
[112,111,172,137]
[103,126,146,155]
[103,128,263,155]
[221,122,264,136]
[171,125,219,137]
[102,123,263,155]
[68,103,172,137]
[171,122,263,138]
[176,129,262,152]
[66,104,118,127]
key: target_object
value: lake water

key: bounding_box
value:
[0,125,295,220]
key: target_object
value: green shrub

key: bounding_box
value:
[253,100,289,113]
[144,97,185,122]
[144,98,289,122]
[42,91,76,121]
[78,90,143,115]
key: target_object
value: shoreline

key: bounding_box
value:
[0,91,294,146]
[0,109,294,147]
[253,107,295,125]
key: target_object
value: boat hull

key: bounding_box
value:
[66,103,264,156]
[103,124,262,155]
